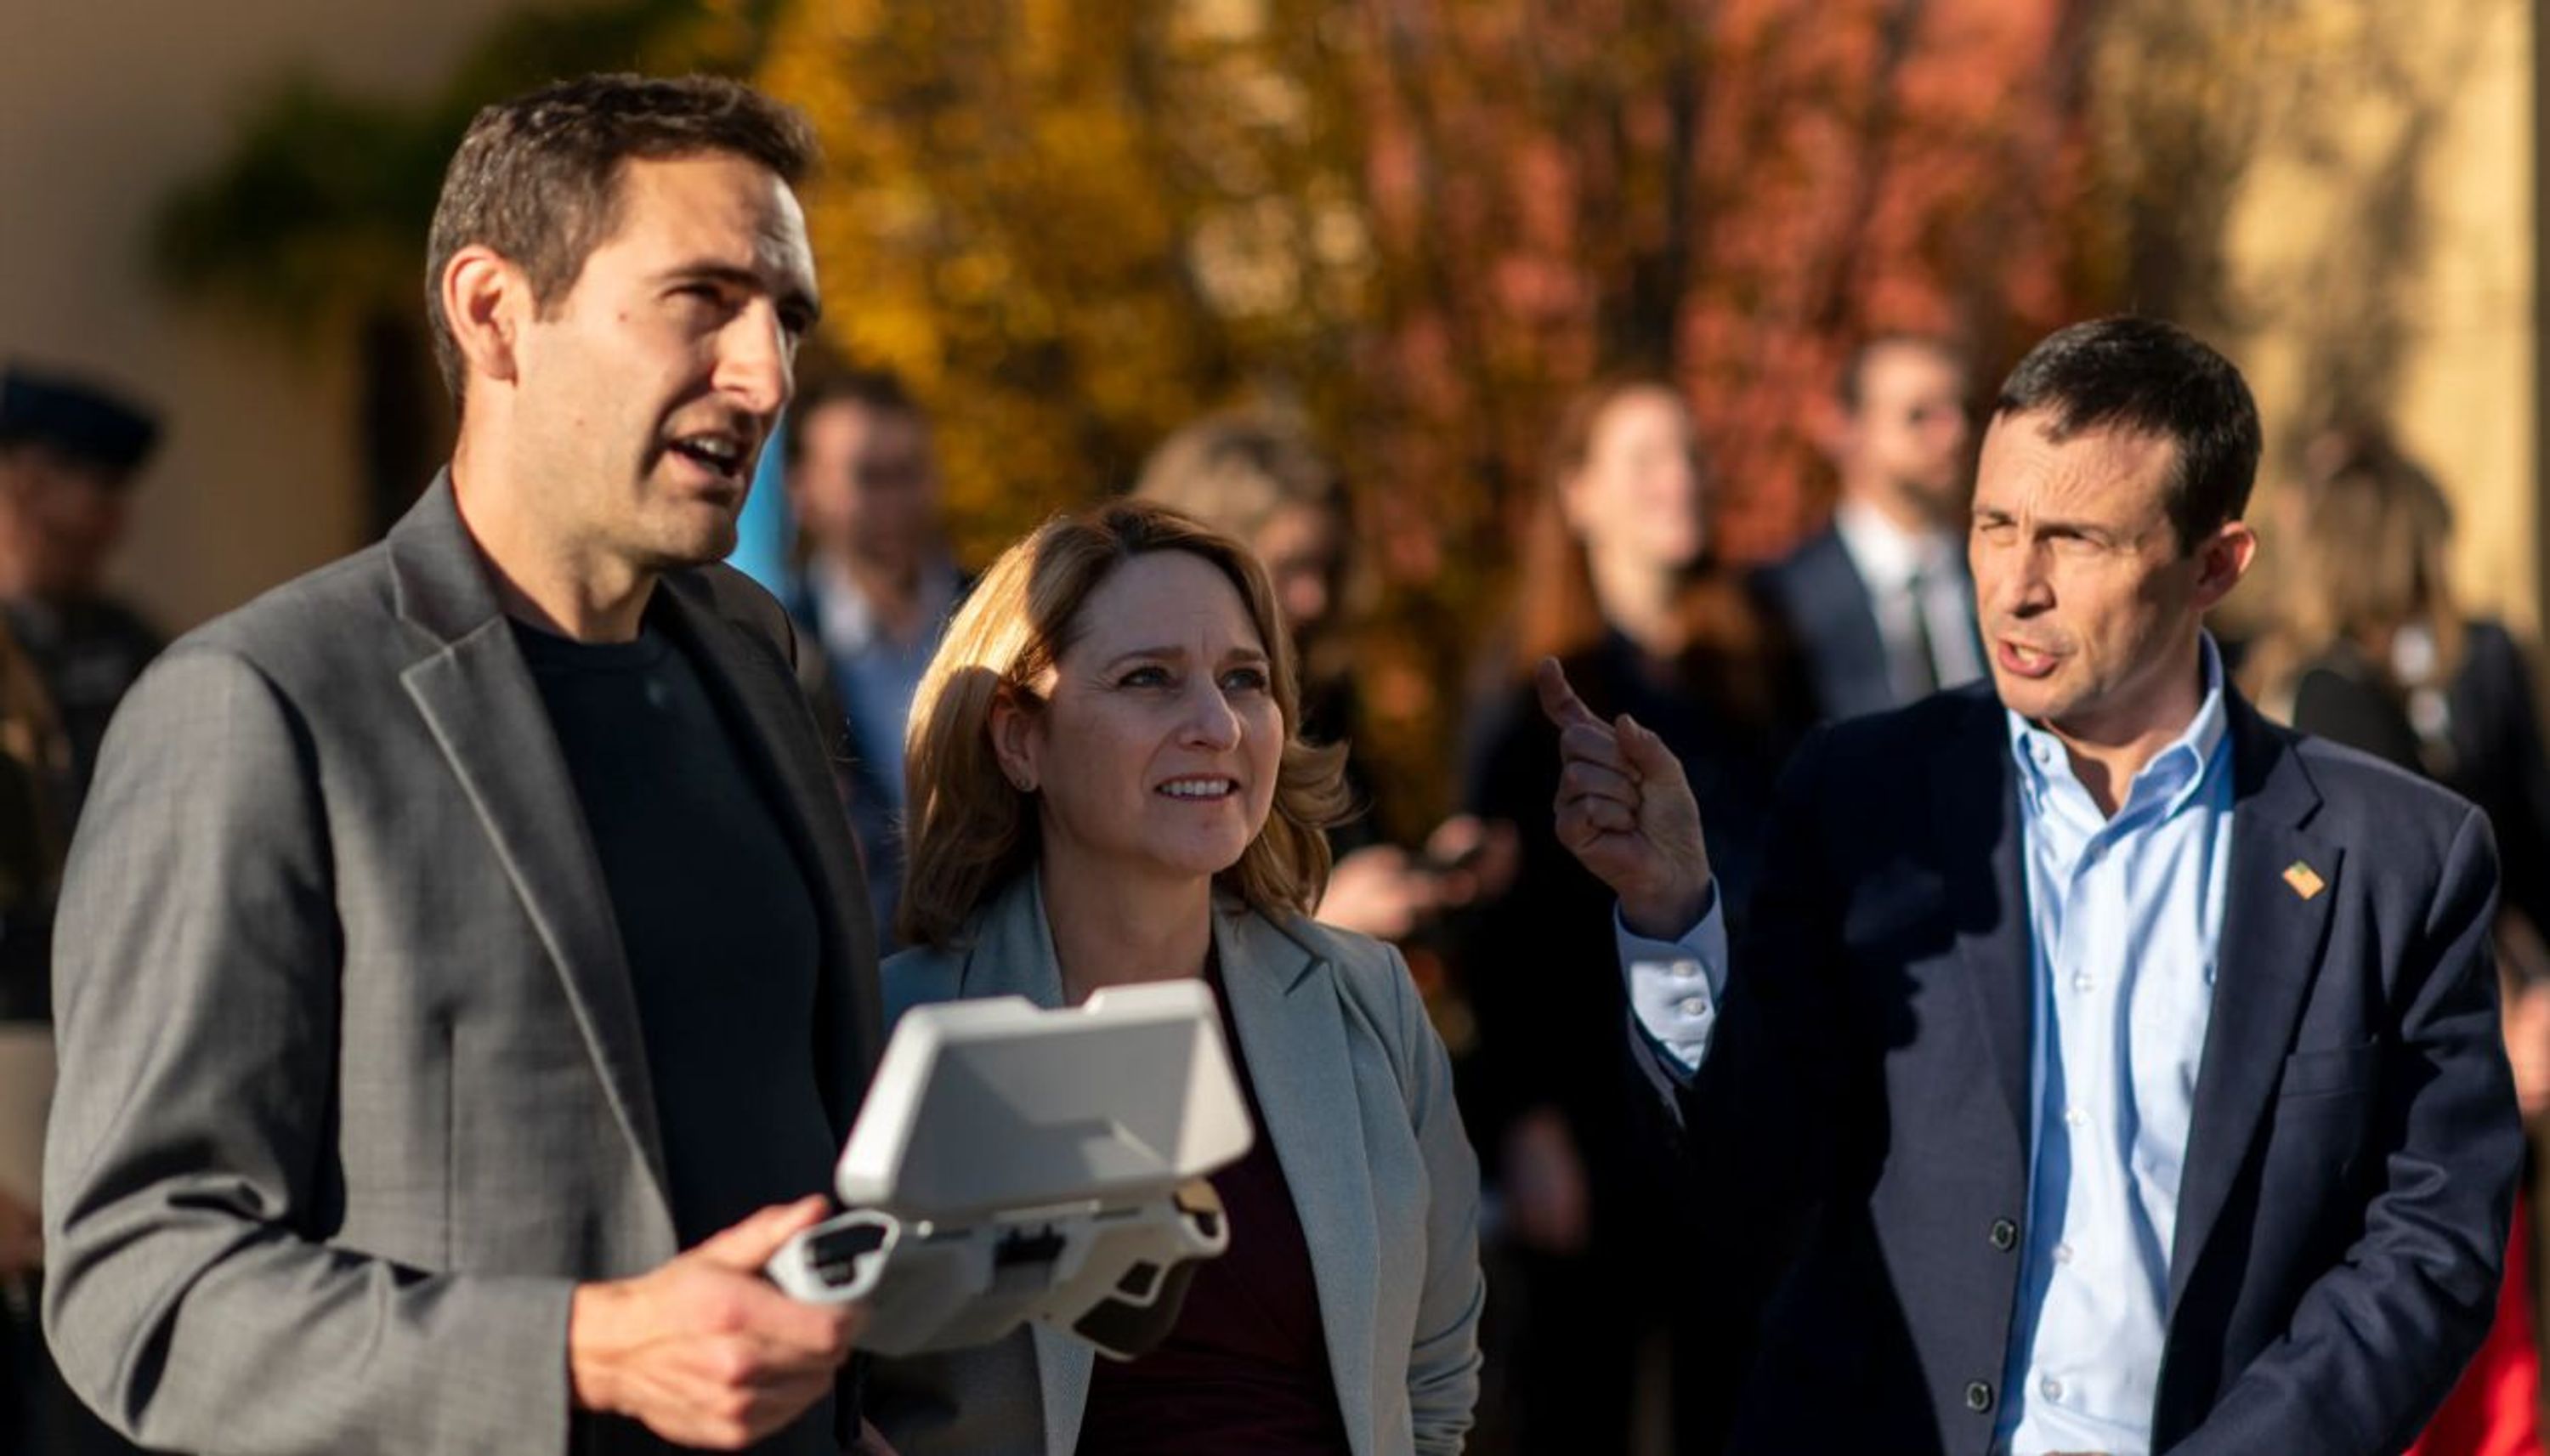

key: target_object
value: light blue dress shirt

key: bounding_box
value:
[1619,639,2236,1456]
[806,557,960,813]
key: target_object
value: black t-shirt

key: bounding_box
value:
[514,616,838,1453]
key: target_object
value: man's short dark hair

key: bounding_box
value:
[781,364,925,468]
[1994,315,2262,552]
[1838,332,1969,412]
[424,73,819,402]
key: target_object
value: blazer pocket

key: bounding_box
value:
[2278,1039,2380,1100]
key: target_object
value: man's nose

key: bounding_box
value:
[718,303,793,416]
[1996,547,2054,616]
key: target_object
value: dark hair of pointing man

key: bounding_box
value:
[1548,316,2519,1453]
[43,75,886,1453]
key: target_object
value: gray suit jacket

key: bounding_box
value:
[41,475,882,1453]
[868,873,1484,1456]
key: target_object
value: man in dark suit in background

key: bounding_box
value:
[0,366,162,1455]
[0,366,164,808]
[1548,316,2519,1453]
[782,366,961,948]
[1766,334,1984,720]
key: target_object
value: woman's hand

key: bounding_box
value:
[2503,977,2550,1124]
[1318,846,1444,940]
[1501,1107,1590,1256]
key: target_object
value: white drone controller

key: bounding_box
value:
[766,982,1252,1359]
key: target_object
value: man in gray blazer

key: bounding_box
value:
[42,75,883,1453]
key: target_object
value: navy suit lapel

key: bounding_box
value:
[2168,697,2339,1315]
[1934,691,2035,1149]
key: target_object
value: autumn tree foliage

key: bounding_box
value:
[763,0,2101,824]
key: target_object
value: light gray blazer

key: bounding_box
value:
[869,873,1485,1456]
[41,474,882,1453]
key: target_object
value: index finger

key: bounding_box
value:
[1535,657,1601,732]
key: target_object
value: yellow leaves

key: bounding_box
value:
[755,0,2109,832]
[761,0,1313,519]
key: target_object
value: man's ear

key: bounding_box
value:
[2194,519,2258,609]
[442,245,531,393]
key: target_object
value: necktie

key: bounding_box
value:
[1902,569,1941,700]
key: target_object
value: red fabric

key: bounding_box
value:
[2410,1191,2544,1456]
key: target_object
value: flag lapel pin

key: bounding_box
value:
[2282,860,2326,900]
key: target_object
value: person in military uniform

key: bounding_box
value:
[0,365,149,1453]
[0,365,165,811]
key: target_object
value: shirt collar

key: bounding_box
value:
[1833,497,1964,593]
[2007,633,2230,824]
[810,554,957,657]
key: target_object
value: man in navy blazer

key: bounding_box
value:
[1766,335,1986,721]
[1552,317,2519,1453]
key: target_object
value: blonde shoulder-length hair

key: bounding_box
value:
[898,498,1353,949]
[2243,428,2465,718]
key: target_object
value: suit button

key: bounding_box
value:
[1988,1218,2018,1251]
[1964,1380,1994,1414]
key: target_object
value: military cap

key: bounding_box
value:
[0,365,161,477]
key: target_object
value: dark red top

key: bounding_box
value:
[1074,958,1352,1455]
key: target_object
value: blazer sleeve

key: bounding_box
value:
[41,648,575,1455]
[1380,942,1487,1456]
[1673,722,1852,1215]
[2173,804,2522,1454]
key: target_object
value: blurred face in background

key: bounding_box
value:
[999,549,1285,892]
[0,442,131,599]
[1562,385,1709,578]
[787,397,941,580]
[1250,501,1345,641]
[1839,342,1972,528]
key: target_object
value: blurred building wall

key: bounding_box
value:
[2,0,526,634]
[2210,0,2537,635]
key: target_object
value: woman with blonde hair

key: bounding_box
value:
[869,499,1485,1456]
[1454,376,1811,1455]
[2249,428,2550,1456]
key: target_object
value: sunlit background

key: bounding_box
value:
[4,0,2536,827]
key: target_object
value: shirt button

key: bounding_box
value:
[1964,1380,1995,1414]
[1988,1218,2018,1251]
[1676,996,1709,1018]
[2054,1242,2073,1266]
[2041,1375,2064,1401]
[2071,972,2094,993]
[2064,1106,2088,1129]
[1668,960,1702,981]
